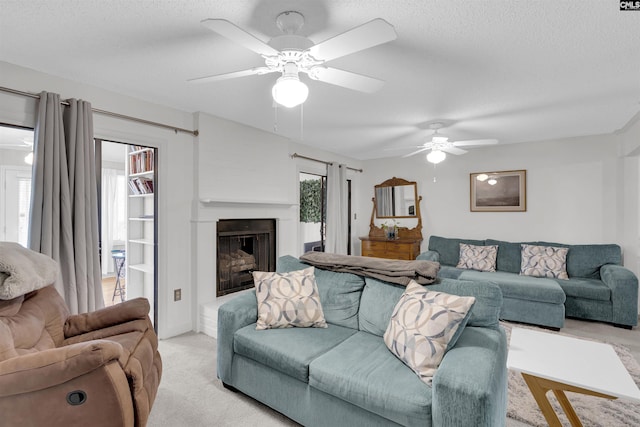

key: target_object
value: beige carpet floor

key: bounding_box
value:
[148,319,640,427]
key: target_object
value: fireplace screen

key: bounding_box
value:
[216,219,276,297]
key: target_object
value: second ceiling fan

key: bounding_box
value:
[401,122,498,163]
[189,11,397,108]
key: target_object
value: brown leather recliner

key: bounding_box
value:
[0,285,162,427]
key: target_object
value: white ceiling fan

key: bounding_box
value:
[189,11,397,108]
[400,122,498,163]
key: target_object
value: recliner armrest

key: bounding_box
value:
[64,297,150,338]
[0,340,124,396]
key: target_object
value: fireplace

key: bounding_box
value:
[216,219,276,297]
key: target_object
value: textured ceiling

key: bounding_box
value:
[1,0,639,160]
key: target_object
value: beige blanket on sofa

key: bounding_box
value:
[299,252,439,286]
[0,242,58,300]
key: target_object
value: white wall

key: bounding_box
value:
[193,111,363,334]
[0,61,195,339]
[3,59,638,333]
[618,112,640,277]
[358,132,635,274]
[0,61,364,338]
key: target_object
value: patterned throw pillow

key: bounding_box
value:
[383,280,475,384]
[520,244,569,279]
[253,267,328,330]
[456,243,498,272]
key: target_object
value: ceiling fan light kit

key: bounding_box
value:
[426,149,446,164]
[191,11,397,109]
[271,62,309,108]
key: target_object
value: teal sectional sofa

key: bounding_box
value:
[419,236,638,330]
[217,255,508,427]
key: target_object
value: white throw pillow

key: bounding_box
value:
[383,280,475,384]
[456,243,498,272]
[520,244,569,279]
[253,267,327,330]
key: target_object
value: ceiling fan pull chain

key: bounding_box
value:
[300,103,304,141]
[433,163,438,183]
[273,103,279,132]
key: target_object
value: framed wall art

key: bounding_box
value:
[470,170,526,212]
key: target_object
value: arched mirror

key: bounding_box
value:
[374,178,419,218]
[369,177,422,240]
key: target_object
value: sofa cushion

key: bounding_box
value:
[309,331,432,426]
[429,278,503,329]
[436,265,465,279]
[359,277,502,335]
[253,267,327,330]
[428,236,485,267]
[277,255,365,329]
[556,278,611,301]
[485,239,535,274]
[456,243,498,272]
[520,244,569,279]
[384,281,475,384]
[536,242,621,279]
[233,323,356,382]
[459,270,566,304]
[359,278,405,336]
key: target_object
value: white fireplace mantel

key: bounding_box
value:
[195,196,299,337]
[199,197,298,207]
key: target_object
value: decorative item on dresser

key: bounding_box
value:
[360,177,423,260]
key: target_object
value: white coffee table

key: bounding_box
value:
[507,327,640,427]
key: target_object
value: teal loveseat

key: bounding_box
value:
[217,255,508,427]
[419,236,638,330]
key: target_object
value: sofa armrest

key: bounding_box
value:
[600,264,639,326]
[417,250,439,262]
[432,326,508,427]
[64,298,150,338]
[217,291,257,383]
[0,340,124,396]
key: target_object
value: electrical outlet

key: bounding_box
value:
[174,289,181,301]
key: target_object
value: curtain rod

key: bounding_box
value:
[290,153,363,173]
[0,85,199,137]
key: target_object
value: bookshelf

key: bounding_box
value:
[126,146,157,324]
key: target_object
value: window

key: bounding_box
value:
[0,125,34,247]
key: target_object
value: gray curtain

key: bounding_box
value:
[325,163,348,254]
[29,91,103,314]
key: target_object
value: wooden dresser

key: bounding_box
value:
[360,236,422,260]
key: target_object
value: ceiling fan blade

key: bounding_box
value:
[452,138,499,147]
[401,147,430,158]
[201,19,280,56]
[188,67,274,84]
[441,146,468,155]
[308,67,385,93]
[307,18,397,62]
